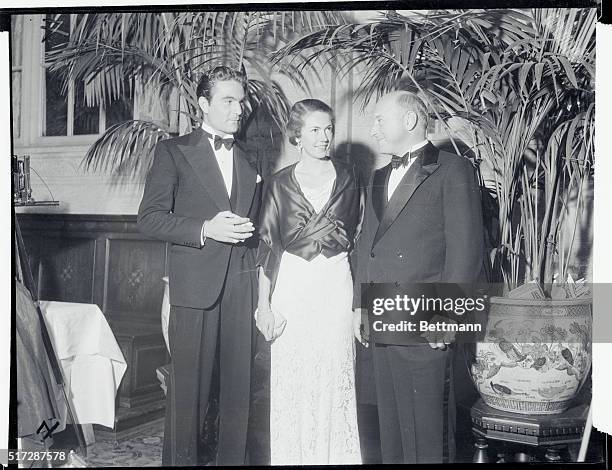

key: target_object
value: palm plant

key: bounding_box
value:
[273,8,595,295]
[44,11,347,180]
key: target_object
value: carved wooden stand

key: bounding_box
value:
[471,399,588,463]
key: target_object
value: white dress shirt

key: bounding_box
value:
[200,122,235,245]
[201,121,234,197]
[387,140,429,202]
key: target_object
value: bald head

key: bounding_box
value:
[370,90,429,155]
[396,92,428,126]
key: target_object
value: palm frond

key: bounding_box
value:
[81,120,170,181]
[276,7,595,291]
[44,10,350,178]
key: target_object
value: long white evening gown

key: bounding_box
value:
[269,171,362,465]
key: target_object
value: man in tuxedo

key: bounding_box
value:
[137,66,261,466]
[353,91,484,463]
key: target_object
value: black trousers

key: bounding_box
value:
[162,250,256,466]
[372,342,456,464]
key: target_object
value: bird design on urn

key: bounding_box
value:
[498,340,526,362]
[490,381,528,397]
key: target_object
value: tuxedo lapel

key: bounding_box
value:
[177,128,231,212]
[372,142,441,247]
[372,165,391,222]
[233,143,257,217]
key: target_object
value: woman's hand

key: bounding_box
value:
[256,307,275,341]
[353,308,368,347]
[272,311,287,340]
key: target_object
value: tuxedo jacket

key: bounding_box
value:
[353,142,485,309]
[137,127,261,310]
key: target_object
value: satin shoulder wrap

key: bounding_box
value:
[256,160,365,293]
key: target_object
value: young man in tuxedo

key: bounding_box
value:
[137,66,261,466]
[353,91,484,463]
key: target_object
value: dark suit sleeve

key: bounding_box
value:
[243,181,263,250]
[353,169,367,248]
[351,241,363,310]
[351,173,369,310]
[137,141,204,247]
[442,157,484,283]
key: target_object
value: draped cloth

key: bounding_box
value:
[256,160,364,295]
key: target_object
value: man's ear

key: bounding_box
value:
[403,111,418,131]
[198,96,210,115]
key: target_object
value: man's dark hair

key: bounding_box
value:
[196,66,248,101]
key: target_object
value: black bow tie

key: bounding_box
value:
[202,129,234,151]
[390,146,425,169]
[391,153,411,170]
[213,134,234,151]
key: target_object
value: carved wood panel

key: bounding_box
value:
[134,344,169,393]
[38,236,96,303]
[105,238,166,318]
[19,234,42,297]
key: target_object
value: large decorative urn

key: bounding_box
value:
[471,296,592,414]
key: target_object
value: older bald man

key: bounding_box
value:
[353,91,485,463]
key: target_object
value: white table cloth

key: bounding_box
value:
[39,301,127,428]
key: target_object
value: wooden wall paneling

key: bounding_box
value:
[92,231,107,311]
[38,235,96,304]
[115,333,133,405]
[133,343,169,401]
[104,235,167,321]
[19,234,42,298]
[111,319,168,408]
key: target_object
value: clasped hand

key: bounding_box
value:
[256,307,287,342]
[420,314,457,350]
[353,308,369,347]
[204,211,254,244]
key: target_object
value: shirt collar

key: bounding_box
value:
[408,139,429,154]
[201,120,234,140]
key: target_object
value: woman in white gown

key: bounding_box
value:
[255,99,364,465]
